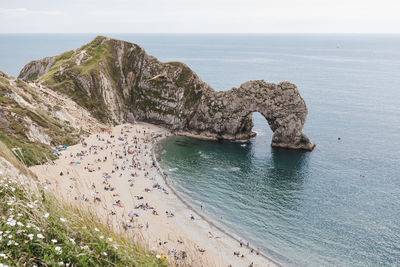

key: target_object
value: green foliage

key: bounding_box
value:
[0,132,56,166]
[40,38,113,123]
[0,91,17,105]
[166,62,193,88]
[0,84,80,166]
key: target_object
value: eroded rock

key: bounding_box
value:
[18,36,315,150]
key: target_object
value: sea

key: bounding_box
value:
[1,34,400,266]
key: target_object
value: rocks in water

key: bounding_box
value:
[18,36,315,150]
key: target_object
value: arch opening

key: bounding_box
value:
[250,111,274,139]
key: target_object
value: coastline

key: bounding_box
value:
[30,122,280,267]
[152,135,283,267]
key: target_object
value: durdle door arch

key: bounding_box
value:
[186,80,315,151]
[18,36,314,150]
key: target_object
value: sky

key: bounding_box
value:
[0,0,399,33]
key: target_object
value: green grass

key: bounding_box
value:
[0,94,80,166]
[0,131,57,166]
[39,38,113,123]
[0,141,167,266]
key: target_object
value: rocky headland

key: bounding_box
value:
[18,36,315,150]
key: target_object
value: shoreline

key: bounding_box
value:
[151,135,283,267]
[30,122,280,267]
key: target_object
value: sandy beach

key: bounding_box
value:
[30,122,280,267]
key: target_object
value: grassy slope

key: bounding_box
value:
[0,77,81,167]
[38,36,205,124]
[0,141,167,266]
[40,36,114,124]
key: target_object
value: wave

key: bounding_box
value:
[198,151,210,159]
[253,130,266,136]
[168,168,178,172]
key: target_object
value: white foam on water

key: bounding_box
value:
[200,154,210,159]
[253,130,266,136]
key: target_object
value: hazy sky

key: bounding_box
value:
[0,0,399,33]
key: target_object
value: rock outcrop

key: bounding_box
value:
[0,72,104,166]
[19,56,57,81]
[19,36,315,150]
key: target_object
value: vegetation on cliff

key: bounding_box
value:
[0,76,84,166]
[18,35,314,150]
[38,37,113,123]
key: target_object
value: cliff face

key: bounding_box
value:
[0,71,103,166]
[19,36,315,150]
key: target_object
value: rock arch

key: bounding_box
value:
[18,36,315,151]
[186,80,315,150]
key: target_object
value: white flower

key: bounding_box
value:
[28,234,34,240]
[8,235,12,239]
[37,233,44,239]
[156,254,161,259]
[107,237,113,242]
[55,246,62,253]
[103,252,107,256]
[7,220,16,227]
[94,227,99,232]
[60,218,66,222]
[99,235,104,239]
[58,262,65,266]
[51,239,58,243]
[17,213,22,217]
[80,245,89,250]
[69,238,75,244]
[17,222,24,227]
[44,213,50,218]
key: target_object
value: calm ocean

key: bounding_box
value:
[1,34,400,266]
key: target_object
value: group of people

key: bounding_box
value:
[40,123,266,266]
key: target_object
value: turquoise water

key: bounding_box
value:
[1,34,400,266]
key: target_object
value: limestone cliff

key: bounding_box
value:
[19,36,315,150]
[0,71,104,166]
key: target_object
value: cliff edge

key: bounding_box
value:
[19,36,315,150]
